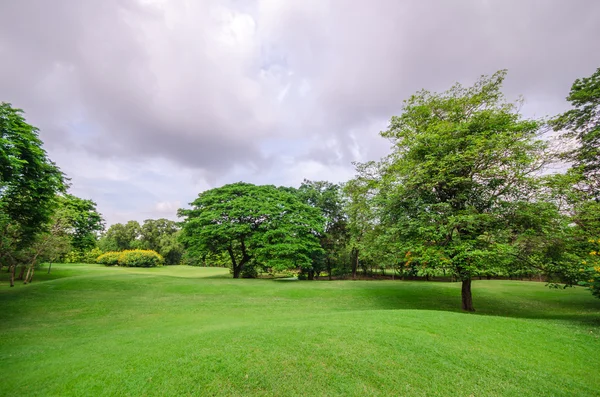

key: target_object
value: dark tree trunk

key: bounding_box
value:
[9,265,15,287]
[48,262,52,274]
[327,259,332,281]
[461,278,475,312]
[17,265,26,280]
[227,246,240,279]
[307,270,315,280]
[352,249,358,280]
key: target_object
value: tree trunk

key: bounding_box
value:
[307,270,315,280]
[227,246,240,279]
[28,266,35,283]
[461,278,475,312]
[352,249,358,280]
[48,262,52,274]
[9,265,15,287]
[17,265,26,280]
[24,265,32,284]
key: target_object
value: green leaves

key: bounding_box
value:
[0,103,66,248]
[179,183,325,277]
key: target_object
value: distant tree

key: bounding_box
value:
[373,70,550,311]
[99,220,142,251]
[140,218,183,265]
[296,180,349,279]
[55,194,105,251]
[0,103,66,285]
[343,161,381,279]
[179,182,324,278]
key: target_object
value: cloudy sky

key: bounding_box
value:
[1,0,599,225]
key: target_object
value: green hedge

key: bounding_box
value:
[96,250,164,267]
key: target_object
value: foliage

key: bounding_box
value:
[0,103,66,275]
[363,70,553,310]
[97,249,163,267]
[99,220,142,251]
[65,247,103,264]
[96,251,121,266]
[54,194,104,251]
[99,219,183,265]
[296,180,349,279]
[179,182,325,278]
[139,218,183,265]
[579,239,600,298]
[118,249,163,267]
[551,67,600,198]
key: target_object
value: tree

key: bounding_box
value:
[551,67,600,199]
[550,67,600,298]
[99,220,142,251]
[139,218,183,265]
[296,180,349,279]
[344,161,381,279]
[55,194,105,251]
[0,103,66,285]
[178,182,325,278]
[374,70,548,311]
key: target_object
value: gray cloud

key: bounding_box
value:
[1,0,599,224]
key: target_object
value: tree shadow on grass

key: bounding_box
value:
[355,280,600,326]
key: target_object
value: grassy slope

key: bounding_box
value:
[1,264,599,396]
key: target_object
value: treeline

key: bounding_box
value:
[177,69,600,311]
[2,68,599,312]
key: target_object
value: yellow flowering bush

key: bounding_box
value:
[96,250,164,267]
[580,239,600,299]
[96,251,120,266]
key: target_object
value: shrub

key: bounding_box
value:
[117,249,164,268]
[83,248,103,264]
[96,251,120,266]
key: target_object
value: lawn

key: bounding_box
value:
[1,264,599,396]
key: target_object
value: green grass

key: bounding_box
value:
[1,264,599,396]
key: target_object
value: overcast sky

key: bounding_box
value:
[1,0,599,225]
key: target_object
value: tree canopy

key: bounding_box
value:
[178,182,325,278]
[370,70,552,310]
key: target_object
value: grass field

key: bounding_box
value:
[1,264,599,396]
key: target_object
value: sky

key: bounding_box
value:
[1,0,599,226]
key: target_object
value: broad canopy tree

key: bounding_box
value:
[178,182,325,278]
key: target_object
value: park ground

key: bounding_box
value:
[1,264,599,396]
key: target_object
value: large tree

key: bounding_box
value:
[374,71,549,311]
[551,67,600,298]
[178,182,324,278]
[551,67,600,199]
[0,103,66,284]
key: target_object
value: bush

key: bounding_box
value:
[96,251,121,266]
[117,249,164,268]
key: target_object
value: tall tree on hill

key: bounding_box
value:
[178,182,324,278]
[372,71,551,311]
